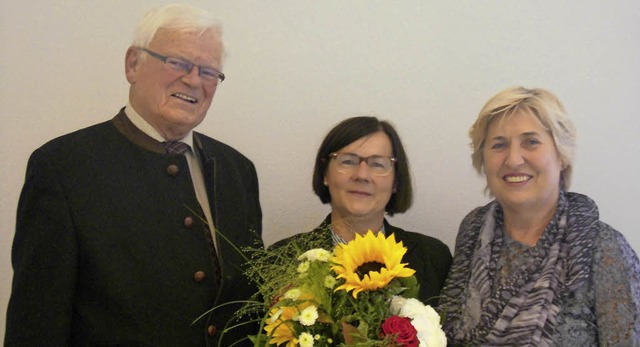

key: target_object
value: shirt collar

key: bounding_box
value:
[124,103,194,150]
[330,224,386,245]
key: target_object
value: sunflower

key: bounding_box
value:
[331,230,416,298]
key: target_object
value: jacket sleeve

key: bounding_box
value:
[5,147,77,346]
[593,224,640,346]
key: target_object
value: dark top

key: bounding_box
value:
[5,109,263,347]
[272,215,452,306]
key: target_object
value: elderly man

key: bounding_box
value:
[5,4,262,346]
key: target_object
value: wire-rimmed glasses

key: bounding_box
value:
[139,47,225,85]
[329,152,396,176]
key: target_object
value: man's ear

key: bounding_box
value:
[125,46,140,84]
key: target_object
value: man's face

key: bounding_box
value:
[125,28,223,140]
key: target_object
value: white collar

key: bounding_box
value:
[124,103,194,150]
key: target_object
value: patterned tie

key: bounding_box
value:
[162,141,190,155]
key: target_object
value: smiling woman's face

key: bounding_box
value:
[324,131,396,223]
[482,110,563,214]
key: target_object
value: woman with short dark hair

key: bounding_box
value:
[274,116,452,306]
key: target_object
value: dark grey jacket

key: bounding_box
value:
[6,109,262,347]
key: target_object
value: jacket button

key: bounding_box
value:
[207,325,217,336]
[184,216,194,228]
[166,165,179,176]
[194,271,206,282]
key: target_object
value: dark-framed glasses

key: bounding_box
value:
[139,47,225,85]
[329,152,396,176]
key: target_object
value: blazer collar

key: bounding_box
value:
[112,108,165,154]
[112,108,210,158]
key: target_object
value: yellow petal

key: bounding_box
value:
[331,230,416,296]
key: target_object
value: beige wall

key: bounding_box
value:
[2,0,639,339]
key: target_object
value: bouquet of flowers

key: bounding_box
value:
[241,230,447,347]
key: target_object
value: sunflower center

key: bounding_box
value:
[355,261,385,279]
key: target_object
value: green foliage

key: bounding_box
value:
[238,229,421,347]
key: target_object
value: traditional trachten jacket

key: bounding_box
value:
[6,109,262,346]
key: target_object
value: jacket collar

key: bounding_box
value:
[112,107,209,159]
[112,108,165,154]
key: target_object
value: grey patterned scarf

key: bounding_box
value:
[440,192,598,346]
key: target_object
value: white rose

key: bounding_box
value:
[390,296,447,347]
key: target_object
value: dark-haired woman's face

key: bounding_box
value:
[324,131,395,223]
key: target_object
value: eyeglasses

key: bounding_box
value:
[139,47,225,85]
[329,152,396,176]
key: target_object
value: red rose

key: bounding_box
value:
[381,316,419,347]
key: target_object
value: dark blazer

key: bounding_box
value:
[6,109,263,347]
[273,215,452,306]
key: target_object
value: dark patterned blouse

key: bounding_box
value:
[439,192,640,347]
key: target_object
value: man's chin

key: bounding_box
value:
[164,111,205,126]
